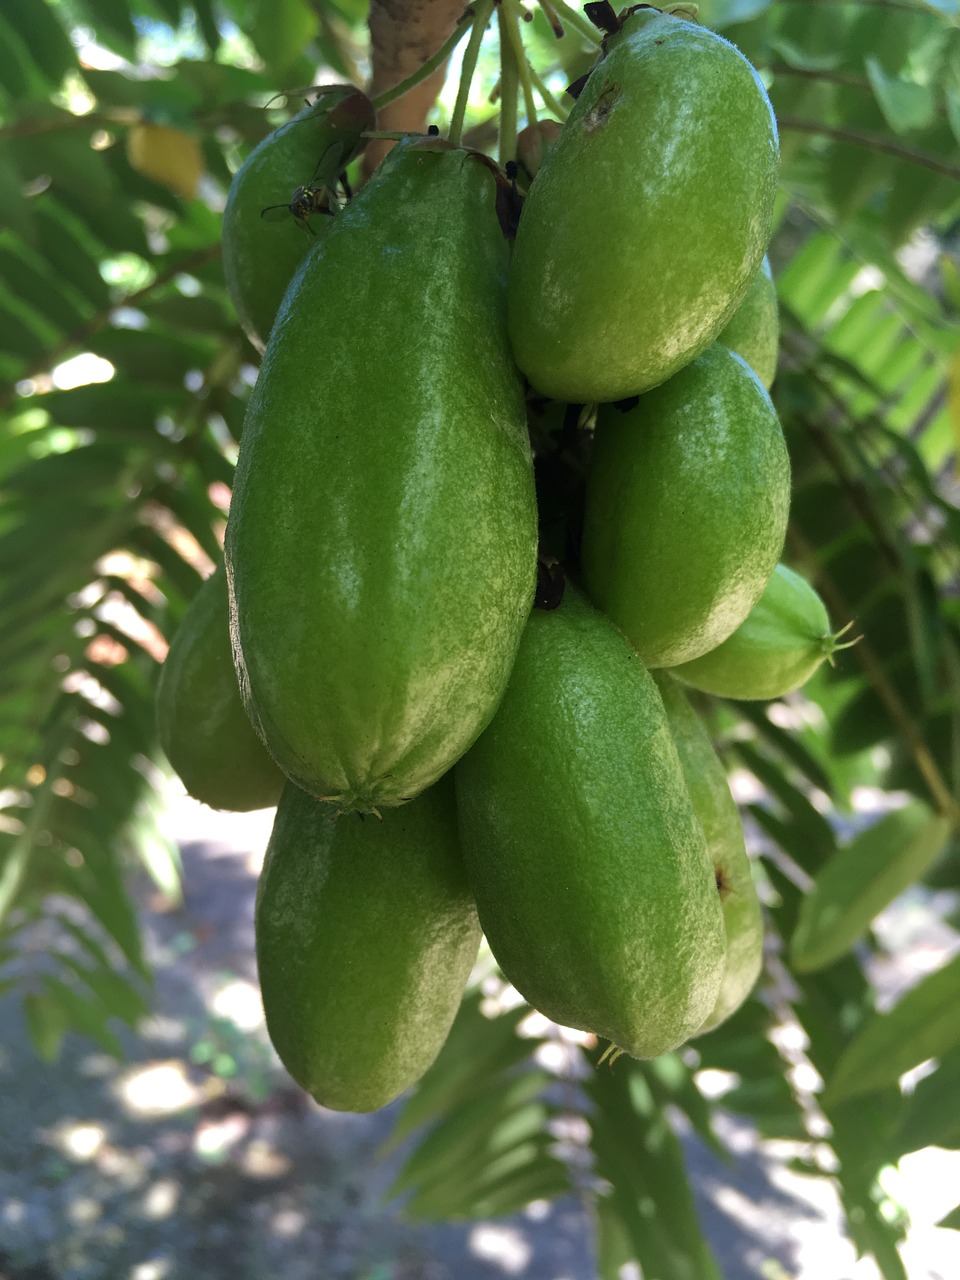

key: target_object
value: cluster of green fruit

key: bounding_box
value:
[157,7,847,1113]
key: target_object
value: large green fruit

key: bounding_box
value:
[581,344,790,668]
[227,141,538,814]
[507,9,779,403]
[155,566,284,812]
[455,591,726,1059]
[671,563,844,700]
[717,255,779,389]
[652,672,763,1034]
[256,775,480,1112]
[221,89,372,352]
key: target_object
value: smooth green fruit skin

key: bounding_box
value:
[222,91,368,352]
[507,10,779,403]
[581,345,791,669]
[455,591,725,1060]
[227,142,538,813]
[717,255,779,389]
[156,566,284,812]
[671,563,833,700]
[256,775,480,1113]
[652,672,763,1034]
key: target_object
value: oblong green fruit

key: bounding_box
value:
[221,89,372,352]
[581,345,791,669]
[671,563,842,700]
[455,591,726,1059]
[256,775,480,1112]
[227,141,538,814]
[507,9,779,403]
[717,255,779,389]
[652,672,763,1034]
[155,566,284,812]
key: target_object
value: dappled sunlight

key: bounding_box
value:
[469,1223,531,1274]
[140,1178,180,1220]
[115,1061,201,1116]
[50,1120,108,1161]
[210,979,264,1032]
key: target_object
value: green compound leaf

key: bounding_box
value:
[791,801,952,971]
[824,950,960,1105]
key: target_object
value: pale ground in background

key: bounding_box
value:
[2,786,960,1280]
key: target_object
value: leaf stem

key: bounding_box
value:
[449,0,495,147]
[371,10,476,112]
[547,0,602,43]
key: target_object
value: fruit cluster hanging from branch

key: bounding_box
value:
[157,2,857,1115]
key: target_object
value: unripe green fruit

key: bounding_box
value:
[455,591,726,1060]
[581,345,791,669]
[671,563,844,700]
[155,566,284,812]
[221,89,372,351]
[227,141,538,814]
[652,672,763,1034]
[717,255,779,389]
[507,9,779,403]
[256,775,480,1113]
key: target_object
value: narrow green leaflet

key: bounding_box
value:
[791,801,952,971]
[824,950,960,1104]
[938,1203,960,1231]
[892,1044,960,1154]
[588,1059,722,1280]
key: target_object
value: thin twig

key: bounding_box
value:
[778,116,960,182]
[788,526,960,823]
[0,242,222,416]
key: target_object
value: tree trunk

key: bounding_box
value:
[365,0,466,175]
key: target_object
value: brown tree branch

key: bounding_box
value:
[364,0,468,175]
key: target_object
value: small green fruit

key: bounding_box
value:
[717,255,779,389]
[221,89,372,351]
[455,591,726,1060]
[227,141,538,813]
[653,672,763,1033]
[581,345,791,669]
[670,563,847,700]
[256,775,480,1113]
[155,566,284,812]
[507,9,779,402]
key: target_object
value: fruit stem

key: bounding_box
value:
[548,0,603,44]
[502,0,539,127]
[371,10,476,112]
[449,0,495,147]
[497,6,521,164]
[526,61,570,120]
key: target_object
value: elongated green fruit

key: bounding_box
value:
[227,142,538,813]
[156,566,284,812]
[222,89,372,352]
[717,256,779,389]
[653,672,762,1033]
[671,563,845,700]
[455,591,725,1059]
[581,345,791,669]
[256,775,480,1113]
[507,9,779,402]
